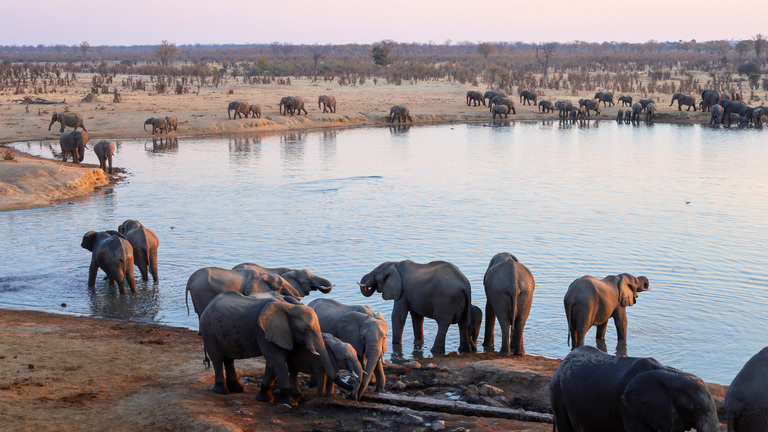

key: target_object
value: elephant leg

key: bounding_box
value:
[224,358,244,393]
[596,322,608,340]
[374,359,386,392]
[410,311,425,341]
[457,312,472,353]
[149,251,159,282]
[622,416,656,432]
[211,358,229,394]
[497,311,513,356]
[430,320,450,354]
[88,260,99,287]
[126,265,137,293]
[135,252,150,281]
[512,313,529,356]
[551,399,576,432]
[114,268,127,295]
[483,301,496,349]
[391,301,408,345]
[614,310,629,340]
[257,366,276,402]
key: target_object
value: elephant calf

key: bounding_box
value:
[81,230,136,294]
[492,104,509,119]
[117,220,159,282]
[165,116,178,132]
[93,140,116,174]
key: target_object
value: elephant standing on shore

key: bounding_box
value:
[630,102,643,122]
[144,117,167,134]
[318,95,336,113]
[483,90,506,106]
[710,104,724,125]
[670,93,696,111]
[117,220,159,282]
[248,104,262,118]
[618,95,633,107]
[81,230,136,294]
[563,273,650,349]
[579,99,601,116]
[638,99,655,111]
[489,96,516,115]
[594,91,614,106]
[700,89,720,112]
[280,96,307,116]
[482,253,534,356]
[751,107,765,126]
[48,112,87,133]
[93,140,116,174]
[719,99,749,125]
[519,90,537,105]
[227,101,249,119]
[551,346,720,432]
[466,90,484,106]
[59,130,89,163]
[726,346,768,431]
[388,105,413,123]
[358,260,473,354]
[538,100,554,113]
[616,109,624,122]
[645,102,657,123]
[557,100,573,120]
[492,104,509,119]
[164,116,178,132]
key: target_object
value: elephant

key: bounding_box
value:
[279,96,307,116]
[59,130,89,163]
[143,117,167,134]
[538,100,554,113]
[719,99,749,125]
[645,102,657,123]
[579,99,600,116]
[670,93,696,111]
[93,140,115,174]
[199,291,349,405]
[466,90,484,106]
[618,95,633,107]
[751,107,765,126]
[388,105,413,123]
[617,109,624,122]
[468,304,482,349]
[721,91,741,101]
[557,100,573,120]
[492,104,509,119]
[164,116,178,132]
[631,102,643,122]
[358,260,473,354]
[248,104,262,118]
[483,90,506,106]
[638,99,655,111]
[318,95,336,113]
[700,89,720,112]
[227,101,249,119]
[550,345,720,432]
[117,220,159,282]
[81,230,136,294]
[564,273,650,349]
[481,253,534,356]
[309,298,388,400]
[726,346,768,431]
[48,112,87,133]
[568,107,578,122]
[576,106,587,120]
[489,96,516,114]
[232,263,334,297]
[594,91,614,107]
[519,90,537,105]
[710,104,724,125]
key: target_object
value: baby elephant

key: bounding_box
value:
[117,220,159,282]
[81,230,136,294]
[492,104,510,119]
[164,116,178,132]
[93,140,116,174]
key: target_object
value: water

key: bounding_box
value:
[2,121,767,385]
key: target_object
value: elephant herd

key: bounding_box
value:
[49,112,118,174]
[227,96,337,119]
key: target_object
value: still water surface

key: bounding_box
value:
[2,121,767,384]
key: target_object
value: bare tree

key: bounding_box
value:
[154,40,180,67]
[753,34,767,59]
[79,41,91,58]
[534,42,557,86]
[311,44,328,82]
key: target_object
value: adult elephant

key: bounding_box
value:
[719,99,749,125]
[388,105,413,123]
[483,90,506,106]
[482,253,534,356]
[563,273,650,349]
[726,346,768,431]
[93,140,116,174]
[710,104,724,125]
[227,101,249,119]
[117,220,159,282]
[358,260,473,354]
[489,96,515,114]
[519,90,537,105]
[550,346,720,432]
[280,96,307,116]
[557,100,573,120]
[164,116,178,132]
[143,117,167,134]
[700,89,720,112]
[199,291,349,405]
[318,95,336,113]
[616,109,625,122]
[645,102,657,123]
[638,98,655,111]
[594,91,614,107]
[670,93,696,111]
[466,90,483,106]
[630,102,643,122]
[48,112,87,133]
[618,95,633,107]
[309,298,388,401]
[232,263,333,297]
[579,98,600,116]
[538,100,554,113]
[59,130,89,163]
[81,230,136,294]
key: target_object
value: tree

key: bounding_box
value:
[257,57,270,72]
[79,41,91,58]
[477,42,495,67]
[311,44,328,82]
[707,40,732,57]
[753,34,767,59]
[371,40,396,67]
[735,40,754,57]
[154,40,179,67]
[534,42,557,86]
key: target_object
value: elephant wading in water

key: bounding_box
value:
[564,273,650,349]
[227,101,249,119]
[48,112,87,133]
[466,90,484,106]
[117,220,159,282]
[645,102,657,123]
[550,346,720,432]
[309,298,388,400]
[726,346,768,431]
[232,263,333,297]
[388,105,413,123]
[631,102,643,122]
[359,260,473,354]
[482,253,534,356]
[670,93,696,111]
[199,291,350,405]
[59,130,89,163]
[81,230,136,294]
[318,95,336,113]
[93,140,116,173]
[144,117,167,134]
[617,109,625,122]
[519,90,537,105]
[710,104,724,125]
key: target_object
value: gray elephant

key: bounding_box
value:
[618,95,633,107]
[143,117,167,134]
[318,95,336,113]
[93,140,115,174]
[482,253,534,356]
[199,291,348,405]
[751,107,764,126]
[117,220,159,282]
[492,104,509,119]
[630,102,643,122]
[227,101,249,119]
[564,273,650,349]
[483,90,506,106]
[309,298,388,400]
[388,105,413,123]
[48,112,87,133]
[248,104,262,118]
[551,346,720,432]
[468,304,482,349]
[710,104,724,125]
[638,98,655,111]
[700,89,720,112]
[645,102,656,123]
[489,95,515,114]
[164,116,178,132]
[726,346,768,431]
[280,96,307,116]
[594,91,614,107]
[59,130,89,163]
[616,109,624,122]
[670,93,696,111]
[358,260,473,354]
[579,99,600,116]
[519,90,537,105]
[81,230,136,294]
[576,106,587,121]
[232,263,333,297]
[538,100,554,113]
[466,90,484,106]
[719,99,749,125]
[557,100,573,120]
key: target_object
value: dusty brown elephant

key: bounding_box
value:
[318,95,336,113]
[48,112,87,133]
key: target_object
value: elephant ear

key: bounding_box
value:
[258,302,293,351]
[81,231,97,251]
[617,274,635,307]
[620,370,680,432]
[337,311,366,355]
[378,263,403,301]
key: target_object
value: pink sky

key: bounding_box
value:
[3,0,767,46]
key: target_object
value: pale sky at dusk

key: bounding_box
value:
[3,0,767,46]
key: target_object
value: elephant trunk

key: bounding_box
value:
[695,411,720,432]
[144,122,148,132]
[355,345,381,401]
[317,345,351,391]
[358,282,376,297]
[228,108,232,120]
[48,118,55,131]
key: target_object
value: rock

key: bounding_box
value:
[432,420,446,431]
[80,93,101,103]
[390,380,407,390]
[403,360,422,369]
[425,363,438,368]
[480,383,504,396]
[398,413,424,425]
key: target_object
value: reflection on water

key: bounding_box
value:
[3,123,768,384]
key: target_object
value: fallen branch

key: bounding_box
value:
[12,97,66,105]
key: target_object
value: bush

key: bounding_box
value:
[2,150,15,161]
[738,62,761,76]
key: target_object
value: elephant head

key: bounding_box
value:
[48,113,60,131]
[247,273,302,298]
[281,269,333,296]
[617,273,650,307]
[143,118,154,131]
[359,261,402,300]
[81,230,123,251]
[117,220,142,235]
[337,311,388,400]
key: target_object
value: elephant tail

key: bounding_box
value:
[203,346,211,370]
[185,279,191,316]
[565,302,573,347]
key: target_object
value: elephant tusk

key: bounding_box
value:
[310,349,320,356]
[357,282,366,288]
[351,372,359,378]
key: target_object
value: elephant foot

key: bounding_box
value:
[227,380,244,393]
[513,351,526,357]
[211,383,228,394]
[277,389,296,407]
[255,390,273,403]
[499,349,511,356]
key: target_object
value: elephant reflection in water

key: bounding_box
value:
[228,136,262,153]
[281,132,305,163]
[87,282,160,320]
[389,123,412,134]
[145,137,178,153]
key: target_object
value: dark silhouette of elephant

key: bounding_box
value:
[466,91,484,106]
[670,93,696,111]
[59,130,89,163]
[519,90,537,105]
[594,91,614,107]
[618,95,633,107]
[227,101,249,119]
